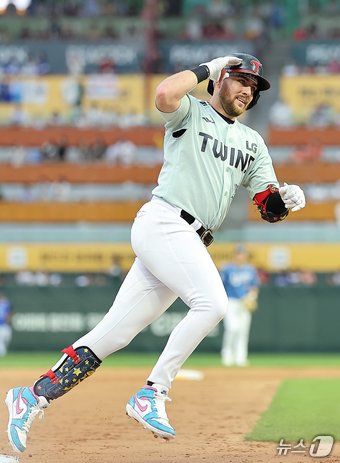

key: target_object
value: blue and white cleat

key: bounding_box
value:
[126,384,176,440]
[5,387,49,453]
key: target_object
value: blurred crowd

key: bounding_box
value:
[0,0,280,46]
[269,99,340,129]
[13,270,117,287]
[3,258,127,287]
[0,0,278,49]
[0,139,162,165]
[235,268,340,288]
[0,0,338,130]
[0,0,337,45]
[282,59,340,77]
[271,269,318,287]
[0,0,340,41]
[1,269,339,287]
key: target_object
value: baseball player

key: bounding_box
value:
[5,53,306,452]
[0,293,12,357]
[220,244,260,367]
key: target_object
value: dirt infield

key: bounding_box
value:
[1,367,340,463]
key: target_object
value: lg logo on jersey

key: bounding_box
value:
[246,140,257,154]
[198,131,256,172]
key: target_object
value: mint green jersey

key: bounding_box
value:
[152,94,279,231]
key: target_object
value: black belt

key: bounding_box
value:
[180,210,214,247]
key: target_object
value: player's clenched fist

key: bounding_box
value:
[279,182,306,212]
[200,56,242,82]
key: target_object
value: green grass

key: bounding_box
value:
[247,378,340,441]
[1,352,340,368]
[248,353,340,368]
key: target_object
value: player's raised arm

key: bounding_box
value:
[155,56,242,113]
[155,70,198,113]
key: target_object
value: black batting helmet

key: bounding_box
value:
[207,52,270,110]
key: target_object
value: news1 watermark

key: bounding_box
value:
[277,435,334,457]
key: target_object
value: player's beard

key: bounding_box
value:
[219,89,249,118]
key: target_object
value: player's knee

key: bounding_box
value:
[190,293,228,321]
[201,293,228,323]
[213,294,228,321]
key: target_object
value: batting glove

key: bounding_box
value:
[279,183,306,212]
[200,56,242,82]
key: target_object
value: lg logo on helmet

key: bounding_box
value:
[250,59,262,74]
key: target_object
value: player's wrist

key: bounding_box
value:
[190,65,210,84]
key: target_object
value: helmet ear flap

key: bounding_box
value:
[247,91,260,110]
[207,80,214,95]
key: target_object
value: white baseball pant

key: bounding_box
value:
[74,197,228,388]
[221,298,252,366]
[0,325,12,356]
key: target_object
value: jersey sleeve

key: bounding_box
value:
[241,133,279,199]
[156,94,191,129]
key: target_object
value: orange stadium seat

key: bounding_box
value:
[0,201,144,222]
[0,164,161,184]
[0,127,164,147]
